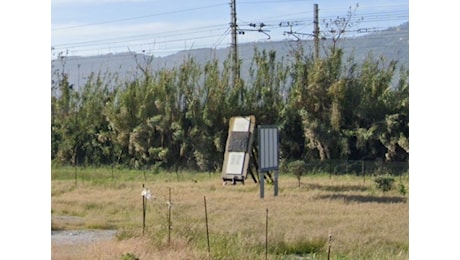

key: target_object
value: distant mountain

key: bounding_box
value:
[51,22,408,91]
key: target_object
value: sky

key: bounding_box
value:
[51,0,409,57]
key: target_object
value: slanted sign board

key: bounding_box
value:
[222,116,256,184]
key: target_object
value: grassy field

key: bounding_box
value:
[51,166,409,259]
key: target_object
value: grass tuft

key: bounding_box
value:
[269,237,327,255]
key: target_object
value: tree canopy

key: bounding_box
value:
[51,45,409,171]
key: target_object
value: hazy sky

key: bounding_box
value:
[51,0,409,57]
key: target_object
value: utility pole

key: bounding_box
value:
[230,0,239,86]
[313,3,319,60]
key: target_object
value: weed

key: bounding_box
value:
[269,237,327,256]
[121,252,139,260]
[398,182,407,196]
[374,176,395,192]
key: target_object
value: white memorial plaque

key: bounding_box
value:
[226,152,245,174]
[232,117,250,132]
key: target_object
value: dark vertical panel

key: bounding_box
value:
[259,126,279,171]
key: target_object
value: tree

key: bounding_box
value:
[296,50,344,160]
[322,3,363,55]
[247,48,288,125]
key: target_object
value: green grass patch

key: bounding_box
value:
[269,237,327,256]
[87,223,117,230]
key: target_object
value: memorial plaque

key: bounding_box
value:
[227,132,250,152]
[226,152,246,174]
[232,117,250,132]
[221,116,256,183]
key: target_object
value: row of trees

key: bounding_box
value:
[51,45,408,172]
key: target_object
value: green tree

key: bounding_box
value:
[247,48,288,125]
[280,46,313,160]
[296,49,344,160]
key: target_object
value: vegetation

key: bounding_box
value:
[51,44,409,171]
[51,167,408,259]
[286,160,306,187]
[374,176,395,193]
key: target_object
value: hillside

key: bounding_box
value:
[51,22,408,90]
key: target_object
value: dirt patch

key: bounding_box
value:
[51,229,118,259]
[51,230,117,245]
[51,215,117,246]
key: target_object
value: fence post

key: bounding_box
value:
[265,208,268,260]
[327,231,333,260]
[168,187,171,245]
[204,196,210,256]
[142,184,146,235]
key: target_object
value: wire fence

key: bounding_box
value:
[298,160,408,177]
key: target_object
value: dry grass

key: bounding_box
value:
[52,237,204,260]
[51,167,408,259]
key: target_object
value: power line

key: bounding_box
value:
[52,2,408,58]
[53,24,229,49]
[54,31,232,56]
[213,27,231,49]
[51,28,408,69]
[53,18,407,58]
[52,3,227,32]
